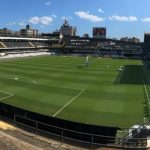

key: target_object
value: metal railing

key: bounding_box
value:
[12,114,148,150]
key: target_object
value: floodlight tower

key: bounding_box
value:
[59,33,63,47]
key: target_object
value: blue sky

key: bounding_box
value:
[0,0,150,41]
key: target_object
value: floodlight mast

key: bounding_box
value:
[59,33,63,45]
[60,33,63,39]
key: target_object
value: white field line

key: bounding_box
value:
[8,76,37,84]
[25,77,37,84]
[19,76,37,84]
[0,90,13,96]
[8,75,84,91]
[28,78,84,91]
[48,85,85,91]
[10,75,84,90]
[0,91,14,102]
[143,83,150,105]
[140,63,150,105]
[52,89,85,117]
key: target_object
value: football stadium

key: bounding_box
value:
[0,36,149,149]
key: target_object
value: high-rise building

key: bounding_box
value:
[59,20,76,36]
[20,25,38,37]
[120,37,140,43]
[83,34,89,38]
[26,24,32,30]
[0,28,13,37]
[93,27,106,39]
[129,37,140,43]
[144,33,150,54]
[120,37,129,42]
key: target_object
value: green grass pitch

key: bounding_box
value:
[0,56,149,128]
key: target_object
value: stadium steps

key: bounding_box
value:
[29,42,35,48]
[118,124,148,149]
[0,42,6,48]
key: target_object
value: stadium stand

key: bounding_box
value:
[0,36,143,60]
[0,37,58,59]
[3,41,33,48]
[28,42,35,47]
[0,51,51,59]
[0,42,5,48]
[31,41,50,47]
[0,37,59,51]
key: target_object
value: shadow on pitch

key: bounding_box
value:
[77,65,89,68]
[114,65,148,85]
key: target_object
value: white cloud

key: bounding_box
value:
[40,16,53,25]
[18,22,26,26]
[61,16,73,20]
[98,8,104,13]
[45,2,51,5]
[74,11,104,22]
[28,16,53,25]
[109,15,138,22]
[18,20,26,26]
[52,14,57,18]
[141,17,150,22]
[28,17,39,24]
[6,21,16,26]
[40,25,45,28]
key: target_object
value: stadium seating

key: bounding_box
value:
[3,42,33,48]
[31,41,50,47]
[0,51,52,59]
[0,42,4,48]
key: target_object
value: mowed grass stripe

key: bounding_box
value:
[0,76,80,96]
[56,85,144,127]
[2,94,76,116]
[0,56,146,128]
[0,65,117,86]
[0,63,109,78]
[0,79,80,116]
[0,57,86,67]
[0,59,115,73]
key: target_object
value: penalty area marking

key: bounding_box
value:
[0,90,14,102]
[11,76,37,84]
[49,84,85,91]
[17,76,37,84]
[52,89,85,117]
